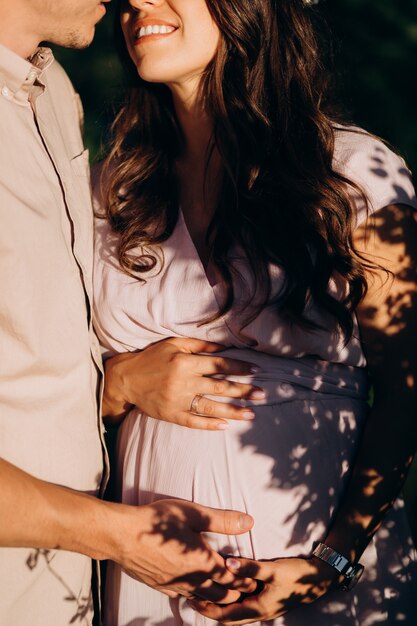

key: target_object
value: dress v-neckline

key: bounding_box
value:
[178,208,219,288]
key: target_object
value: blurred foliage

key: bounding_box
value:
[53,0,417,536]
[325,0,417,174]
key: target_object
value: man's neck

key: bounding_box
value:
[0,9,40,59]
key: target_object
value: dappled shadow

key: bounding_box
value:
[25,549,93,625]
[22,474,102,625]
[224,202,417,624]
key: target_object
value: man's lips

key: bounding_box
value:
[98,1,110,15]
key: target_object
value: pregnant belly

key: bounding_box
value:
[116,351,369,559]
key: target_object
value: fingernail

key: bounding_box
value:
[250,366,262,374]
[239,514,253,530]
[241,410,255,420]
[226,557,241,570]
[216,423,229,430]
[249,390,266,401]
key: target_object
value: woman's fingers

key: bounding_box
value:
[166,337,227,354]
[192,354,261,377]
[198,377,265,401]
[220,574,259,594]
[178,411,230,430]
[189,397,256,422]
[226,557,275,581]
[166,400,257,430]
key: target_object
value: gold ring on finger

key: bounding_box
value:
[190,394,203,414]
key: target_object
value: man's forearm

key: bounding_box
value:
[0,457,254,600]
[0,457,116,559]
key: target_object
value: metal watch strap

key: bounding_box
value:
[312,542,364,591]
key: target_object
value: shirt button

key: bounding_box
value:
[27,70,37,82]
[1,85,11,98]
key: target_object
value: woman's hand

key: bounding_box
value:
[190,555,338,624]
[103,337,265,429]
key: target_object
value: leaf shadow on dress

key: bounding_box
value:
[102,156,417,625]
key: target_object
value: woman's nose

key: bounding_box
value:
[127,0,164,10]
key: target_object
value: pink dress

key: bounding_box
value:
[93,130,417,626]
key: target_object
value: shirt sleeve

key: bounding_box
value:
[333,127,417,227]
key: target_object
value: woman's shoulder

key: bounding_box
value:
[332,125,417,224]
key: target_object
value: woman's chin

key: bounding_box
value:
[135,67,172,85]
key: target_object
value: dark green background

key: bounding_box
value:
[53,0,417,536]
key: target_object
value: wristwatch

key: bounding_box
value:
[312,542,365,591]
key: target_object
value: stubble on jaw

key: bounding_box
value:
[27,0,97,50]
[52,28,94,50]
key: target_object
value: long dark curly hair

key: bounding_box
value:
[103,0,372,339]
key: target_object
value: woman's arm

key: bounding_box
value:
[322,203,417,558]
[103,337,265,430]
[191,203,417,624]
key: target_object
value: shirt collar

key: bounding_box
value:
[0,44,54,104]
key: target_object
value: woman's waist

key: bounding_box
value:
[206,348,369,406]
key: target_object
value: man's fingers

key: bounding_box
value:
[189,503,254,535]
[190,596,263,624]
[226,557,275,582]
[161,589,179,599]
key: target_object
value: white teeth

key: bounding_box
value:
[136,24,176,39]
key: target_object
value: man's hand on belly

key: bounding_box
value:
[104,498,257,602]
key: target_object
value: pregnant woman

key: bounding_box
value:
[93,0,417,624]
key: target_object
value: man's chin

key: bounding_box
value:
[49,28,96,50]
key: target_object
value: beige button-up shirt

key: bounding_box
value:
[0,44,107,625]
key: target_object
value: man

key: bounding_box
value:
[0,1,254,624]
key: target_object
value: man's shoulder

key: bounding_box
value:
[43,59,77,98]
[42,58,85,138]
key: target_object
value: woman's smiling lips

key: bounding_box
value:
[134,19,178,45]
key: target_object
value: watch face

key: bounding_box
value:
[343,565,365,591]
